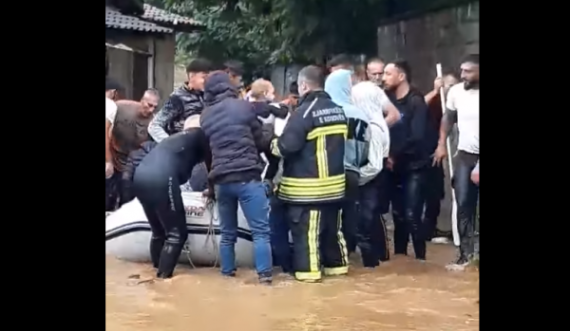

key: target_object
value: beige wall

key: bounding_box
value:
[106,32,175,105]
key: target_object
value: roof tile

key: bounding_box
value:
[106,6,173,33]
[142,4,202,26]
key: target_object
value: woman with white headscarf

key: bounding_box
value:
[350,81,392,266]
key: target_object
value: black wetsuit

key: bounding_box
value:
[132,128,210,278]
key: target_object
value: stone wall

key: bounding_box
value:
[377,1,479,93]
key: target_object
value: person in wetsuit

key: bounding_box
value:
[132,115,210,279]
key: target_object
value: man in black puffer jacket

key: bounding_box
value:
[200,71,273,284]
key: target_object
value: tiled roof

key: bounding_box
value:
[142,4,202,27]
[106,6,173,33]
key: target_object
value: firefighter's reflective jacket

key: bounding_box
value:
[271,90,347,204]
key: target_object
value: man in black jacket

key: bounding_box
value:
[200,72,274,284]
[148,58,212,143]
[382,60,437,261]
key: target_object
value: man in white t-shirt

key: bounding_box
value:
[105,78,123,178]
[433,54,479,270]
[105,78,123,211]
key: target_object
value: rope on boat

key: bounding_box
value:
[182,197,220,269]
[205,198,220,268]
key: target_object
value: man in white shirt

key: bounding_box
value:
[105,78,123,211]
[433,54,480,269]
[105,78,123,178]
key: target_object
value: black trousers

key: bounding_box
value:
[341,171,359,253]
[287,203,348,282]
[133,161,188,278]
[357,174,390,266]
[390,167,428,260]
[105,171,122,212]
[376,167,392,215]
[105,170,134,211]
[423,164,445,239]
[453,151,480,258]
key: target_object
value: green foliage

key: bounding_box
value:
[146,0,469,72]
[146,0,391,71]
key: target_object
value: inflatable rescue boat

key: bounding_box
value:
[105,191,255,267]
[105,116,289,268]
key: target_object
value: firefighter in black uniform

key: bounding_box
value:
[270,65,348,282]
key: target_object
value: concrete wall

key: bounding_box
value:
[377,1,479,232]
[106,32,175,105]
[153,35,175,104]
[270,64,304,98]
[377,1,479,93]
[107,47,134,98]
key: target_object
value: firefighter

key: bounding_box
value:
[270,65,348,283]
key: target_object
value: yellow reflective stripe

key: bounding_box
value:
[316,136,327,178]
[279,183,345,196]
[270,138,281,157]
[309,210,320,273]
[294,271,322,281]
[281,174,344,186]
[306,124,347,140]
[336,210,349,267]
[322,137,329,177]
[277,193,345,204]
[324,266,348,276]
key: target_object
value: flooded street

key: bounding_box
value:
[106,243,478,331]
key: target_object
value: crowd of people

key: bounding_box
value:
[105,54,479,284]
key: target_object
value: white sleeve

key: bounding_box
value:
[446,85,458,111]
[358,122,384,185]
[377,88,391,111]
[106,98,117,124]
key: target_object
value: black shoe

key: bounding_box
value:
[445,253,469,271]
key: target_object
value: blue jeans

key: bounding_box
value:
[215,180,272,276]
[269,196,292,272]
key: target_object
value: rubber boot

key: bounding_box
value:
[360,249,380,268]
[149,236,165,269]
[411,233,426,260]
[156,242,184,279]
[393,215,409,255]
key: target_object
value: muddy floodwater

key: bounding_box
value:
[106,243,479,331]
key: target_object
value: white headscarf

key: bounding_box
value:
[351,81,390,164]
